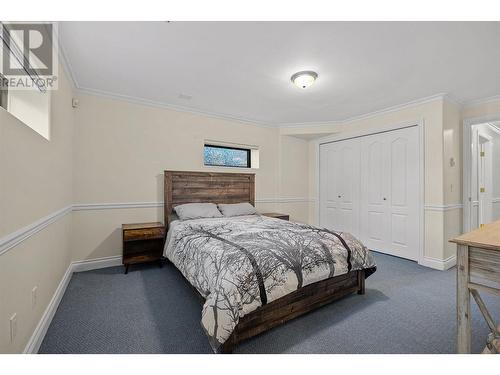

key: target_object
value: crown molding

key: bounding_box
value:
[71,85,500,131]
[54,31,466,133]
[442,93,464,108]
[463,93,500,109]
[55,29,500,133]
[75,86,275,129]
[54,21,80,91]
[279,93,451,129]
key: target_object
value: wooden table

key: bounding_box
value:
[450,220,500,353]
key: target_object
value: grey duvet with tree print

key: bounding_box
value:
[164,215,376,352]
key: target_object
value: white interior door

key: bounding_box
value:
[336,139,360,237]
[360,132,389,252]
[319,138,360,237]
[384,126,419,260]
[320,142,341,230]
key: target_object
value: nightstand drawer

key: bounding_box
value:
[123,227,165,241]
[123,238,164,256]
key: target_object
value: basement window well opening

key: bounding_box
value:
[204,143,259,169]
[0,81,51,140]
[0,23,52,140]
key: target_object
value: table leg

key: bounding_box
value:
[457,244,471,353]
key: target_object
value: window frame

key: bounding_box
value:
[203,143,252,169]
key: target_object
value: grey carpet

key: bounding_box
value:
[39,253,500,354]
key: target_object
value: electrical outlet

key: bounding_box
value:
[10,313,17,343]
[32,286,38,309]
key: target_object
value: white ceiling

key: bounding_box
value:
[60,21,500,126]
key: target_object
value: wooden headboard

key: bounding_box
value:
[164,170,255,229]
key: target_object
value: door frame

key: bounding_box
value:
[462,114,500,233]
[315,119,425,265]
[477,131,493,227]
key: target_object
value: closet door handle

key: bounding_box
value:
[338,195,341,198]
[383,197,387,201]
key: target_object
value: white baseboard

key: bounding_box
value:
[72,255,122,273]
[23,263,73,354]
[23,255,122,353]
[420,255,456,271]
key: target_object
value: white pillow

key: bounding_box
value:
[218,202,257,217]
[174,203,223,220]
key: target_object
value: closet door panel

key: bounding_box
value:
[319,138,360,235]
[325,145,341,229]
[320,143,341,230]
[386,127,419,260]
[337,139,360,236]
[390,138,408,206]
[360,135,388,251]
[389,137,409,248]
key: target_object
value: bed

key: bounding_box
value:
[163,170,376,353]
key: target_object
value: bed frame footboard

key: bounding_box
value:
[219,269,366,353]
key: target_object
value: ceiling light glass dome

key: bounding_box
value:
[291,71,318,89]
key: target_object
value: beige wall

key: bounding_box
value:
[71,94,310,261]
[0,64,74,353]
[277,135,310,223]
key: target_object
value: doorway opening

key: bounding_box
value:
[467,122,500,230]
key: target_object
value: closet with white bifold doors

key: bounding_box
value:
[319,125,420,261]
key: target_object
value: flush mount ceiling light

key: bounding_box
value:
[291,70,318,89]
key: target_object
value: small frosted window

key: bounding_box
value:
[204,144,251,168]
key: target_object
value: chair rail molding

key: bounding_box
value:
[1,198,317,255]
[424,204,464,212]
[72,202,163,211]
[0,205,72,256]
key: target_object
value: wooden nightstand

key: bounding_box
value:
[122,222,166,274]
[262,212,290,221]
